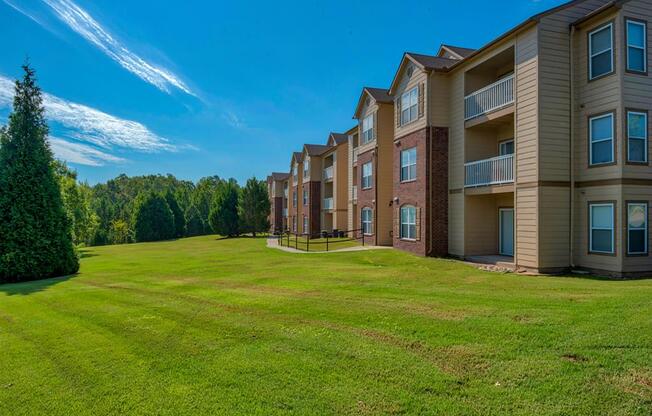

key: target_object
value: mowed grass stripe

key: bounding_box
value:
[0,235,651,415]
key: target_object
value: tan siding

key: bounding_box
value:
[448,193,464,256]
[394,63,428,138]
[429,73,450,127]
[376,104,395,245]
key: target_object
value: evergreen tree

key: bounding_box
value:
[0,65,79,283]
[165,191,185,238]
[238,177,271,237]
[209,180,240,237]
[133,193,175,242]
[184,204,205,237]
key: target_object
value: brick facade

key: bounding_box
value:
[302,181,322,237]
[271,196,283,233]
[356,148,376,243]
[392,127,448,256]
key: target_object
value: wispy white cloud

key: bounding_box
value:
[222,110,247,129]
[49,136,127,166]
[3,0,195,96]
[0,73,179,166]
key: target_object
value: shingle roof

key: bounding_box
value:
[364,87,393,104]
[329,133,348,145]
[292,151,304,163]
[270,172,289,181]
[440,44,476,59]
[304,144,331,156]
[406,53,458,71]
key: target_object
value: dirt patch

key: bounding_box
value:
[561,353,588,363]
[613,369,652,399]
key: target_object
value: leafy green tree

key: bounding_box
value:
[184,204,205,237]
[165,191,185,238]
[133,193,175,242]
[238,177,271,237]
[0,64,79,282]
[108,219,131,245]
[209,180,240,237]
[54,161,98,246]
[192,176,223,234]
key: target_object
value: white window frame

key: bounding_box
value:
[400,87,418,126]
[303,216,308,234]
[292,164,298,182]
[589,113,614,166]
[400,147,417,182]
[626,19,647,73]
[292,189,297,207]
[303,189,308,206]
[292,217,297,232]
[627,202,648,255]
[361,208,373,236]
[303,158,310,178]
[499,139,515,156]
[590,203,615,254]
[589,23,614,80]
[362,162,373,189]
[400,205,416,240]
[627,111,648,163]
[362,114,374,144]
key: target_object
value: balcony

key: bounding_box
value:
[323,166,334,181]
[464,154,514,188]
[282,208,288,217]
[323,197,334,210]
[352,148,358,164]
[464,74,514,121]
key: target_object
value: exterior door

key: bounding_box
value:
[499,208,514,256]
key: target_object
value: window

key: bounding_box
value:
[303,189,308,205]
[303,216,308,233]
[590,203,615,254]
[400,205,417,240]
[628,111,648,163]
[292,163,298,182]
[589,113,614,165]
[361,208,373,235]
[292,217,297,232]
[292,189,297,207]
[362,162,373,189]
[589,23,613,80]
[499,140,514,156]
[362,114,374,144]
[628,203,648,255]
[400,87,418,125]
[626,20,647,73]
[303,158,310,178]
[400,147,417,182]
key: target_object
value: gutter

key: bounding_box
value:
[569,26,576,268]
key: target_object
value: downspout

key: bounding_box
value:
[569,26,576,269]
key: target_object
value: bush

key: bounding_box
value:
[209,180,240,237]
[133,193,175,242]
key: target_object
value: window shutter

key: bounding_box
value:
[415,207,421,241]
[373,111,378,140]
[394,208,400,239]
[395,99,401,127]
[418,83,425,119]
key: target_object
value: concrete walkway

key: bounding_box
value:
[266,237,393,254]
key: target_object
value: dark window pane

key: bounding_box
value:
[592,51,612,78]
[592,229,613,252]
[591,27,611,53]
[629,138,646,162]
[592,140,613,164]
[629,230,646,253]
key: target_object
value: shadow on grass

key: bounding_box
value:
[0,274,76,296]
[215,234,273,241]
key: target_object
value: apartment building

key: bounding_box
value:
[352,87,395,246]
[288,152,304,234]
[301,144,330,237]
[321,133,350,233]
[269,0,651,277]
[267,172,289,234]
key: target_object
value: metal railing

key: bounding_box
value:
[323,197,334,210]
[323,166,334,181]
[464,74,514,121]
[277,228,365,252]
[352,148,358,163]
[464,154,514,188]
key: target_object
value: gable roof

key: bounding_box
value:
[438,44,476,59]
[328,133,348,147]
[353,87,393,119]
[303,144,331,156]
[270,172,289,181]
[388,53,457,94]
[291,151,304,165]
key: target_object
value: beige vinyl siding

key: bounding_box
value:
[464,193,514,255]
[538,186,571,268]
[394,63,428,138]
[334,143,349,231]
[428,73,450,127]
[573,10,623,182]
[622,0,652,179]
[376,103,396,246]
[448,69,465,255]
[347,133,356,231]
[515,26,539,267]
[448,193,464,256]
[358,101,379,155]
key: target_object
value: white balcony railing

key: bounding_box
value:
[464,154,514,188]
[352,148,358,163]
[323,197,334,210]
[352,186,357,201]
[323,166,334,181]
[464,74,514,121]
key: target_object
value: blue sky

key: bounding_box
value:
[0,0,566,184]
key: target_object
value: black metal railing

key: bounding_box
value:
[277,228,365,252]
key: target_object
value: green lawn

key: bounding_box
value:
[0,236,651,415]
[277,235,361,252]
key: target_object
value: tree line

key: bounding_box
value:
[0,65,270,284]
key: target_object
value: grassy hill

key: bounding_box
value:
[0,236,651,415]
